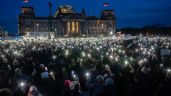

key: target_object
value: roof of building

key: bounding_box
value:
[19,5,115,20]
[21,6,34,9]
[86,16,99,20]
[55,5,76,17]
[102,10,114,11]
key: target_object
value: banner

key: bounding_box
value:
[160,49,170,56]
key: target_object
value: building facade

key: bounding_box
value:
[18,5,116,37]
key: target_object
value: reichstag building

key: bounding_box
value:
[18,5,116,37]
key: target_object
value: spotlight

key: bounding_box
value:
[167,68,171,73]
[19,81,25,87]
[85,72,90,77]
[49,71,54,75]
[52,55,56,60]
[87,53,91,58]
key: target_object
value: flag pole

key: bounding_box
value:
[48,1,52,39]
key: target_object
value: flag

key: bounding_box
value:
[23,0,29,3]
[103,2,109,7]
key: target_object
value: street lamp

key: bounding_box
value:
[55,28,57,37]
[36,23,39,32]
[48,2,52,39]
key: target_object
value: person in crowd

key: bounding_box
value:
[27,85,41,96]
[94,75,104,96]
[0,88,13,96]
[0,37,170,96]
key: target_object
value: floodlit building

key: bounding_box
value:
[18,5,116,37]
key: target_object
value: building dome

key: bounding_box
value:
[55,5,75,17]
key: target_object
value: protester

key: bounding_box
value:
[0,36,171,96]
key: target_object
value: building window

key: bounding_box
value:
[67,22,70,32]
[72,21,75,32]
[76,22,79,32]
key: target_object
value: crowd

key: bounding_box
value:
[0,36,171,96]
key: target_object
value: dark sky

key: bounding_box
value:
[0,0,171,34]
